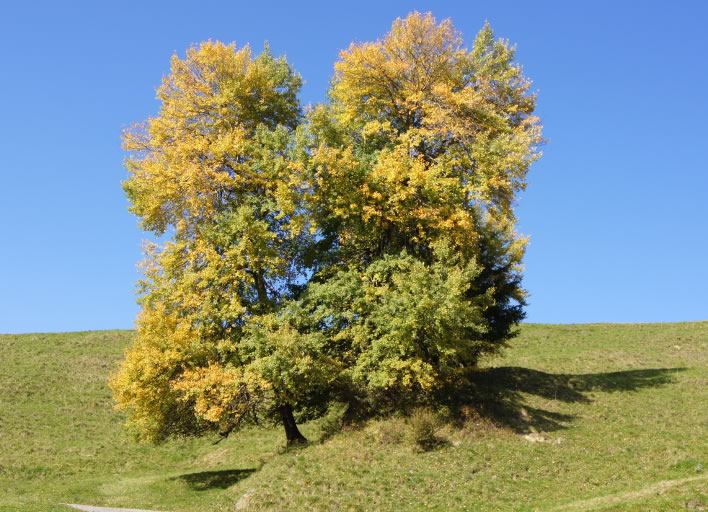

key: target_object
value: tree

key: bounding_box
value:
[111,13,542,445]
[296,12,542,406]
[111,42,337,444]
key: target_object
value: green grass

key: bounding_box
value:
[1,323,706,511]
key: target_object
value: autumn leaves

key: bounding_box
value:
[111,12,542,443]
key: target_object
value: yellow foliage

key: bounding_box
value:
[112,14,543,441]
[306,12,543,264]
[113,41,308,442]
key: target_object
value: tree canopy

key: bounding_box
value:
[111,12,543,445]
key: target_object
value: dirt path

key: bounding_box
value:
[551,473,708,511]
[60,505,167,512]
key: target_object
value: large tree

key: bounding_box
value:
[297,12,542,405]
[111,42,337,444]
[112,13,542,445]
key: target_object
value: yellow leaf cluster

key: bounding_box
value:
[311,12,543,262]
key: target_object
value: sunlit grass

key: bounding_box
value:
[1,322,706,511]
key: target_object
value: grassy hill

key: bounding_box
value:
[1,323,706,511]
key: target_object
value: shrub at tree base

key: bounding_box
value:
[110,11,543,445]
[408,409,443,452]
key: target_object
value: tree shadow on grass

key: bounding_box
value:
[174,468,257,490]
[463,367,685,434]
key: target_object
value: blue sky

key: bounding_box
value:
[1,1,706,333]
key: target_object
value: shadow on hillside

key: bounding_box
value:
[174,468,257,490]
[465,367,685,434]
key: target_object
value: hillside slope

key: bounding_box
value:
[1,323,706,511]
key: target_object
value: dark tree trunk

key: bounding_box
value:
[279,404,307,445]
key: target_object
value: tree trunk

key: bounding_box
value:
[278,404,307,445]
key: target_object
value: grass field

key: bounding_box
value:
[1,322,706,511]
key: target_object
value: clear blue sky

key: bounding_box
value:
[1,0,706,333]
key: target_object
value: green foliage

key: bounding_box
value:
[114,12,542,445]
[295,244,494,404]
[315,403,348,443]
[292,11,541,409]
